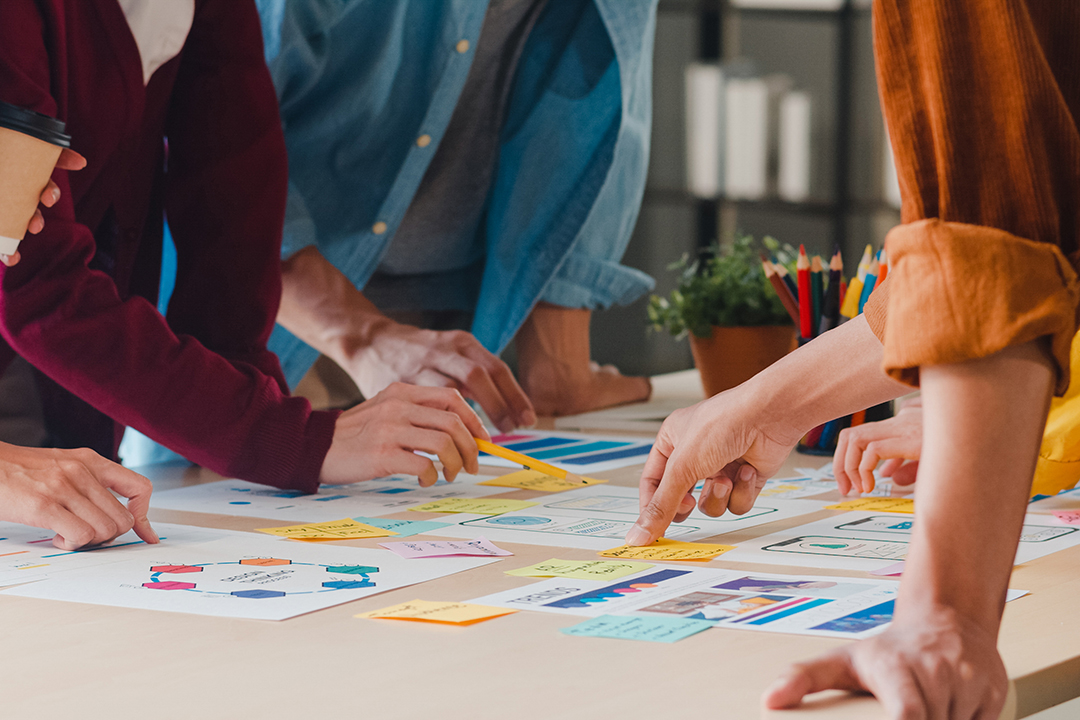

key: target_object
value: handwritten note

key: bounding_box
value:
[350,517,452,538]
[479,470,607,493]
[1053,510,1080,526]
[356,600,517,625]
[598,538,735,561]
[379,537,512,559]
[255,518,398,541]
[560,615,712,643]
[825,497,915,514]
[407,498,538,515]
[506,559,652,580]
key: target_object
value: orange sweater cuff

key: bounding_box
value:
[880,219,1079,393]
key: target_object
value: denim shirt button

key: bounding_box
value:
[455,39,470,53]
[416,134,432,148]
[372,221,388,235]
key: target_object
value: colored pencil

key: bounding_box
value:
[803,423,825,449]
[858,258,879,313]
[849,410,867,427]
[810,255,824,337]
[762,258,800,325]
[839,279,848,307]
[818,248,843,335]
[840,244,873,318]
[474,438,587,484]
[797,245,812,339]
[877,248,888,285]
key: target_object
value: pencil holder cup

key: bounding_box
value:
[797,400,893,457]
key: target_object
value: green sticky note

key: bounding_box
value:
[351,517,452,538]
[561,615,712,643]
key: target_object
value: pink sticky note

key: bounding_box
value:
[379,536,513,559]
[870,561,905,577]
[1053,510,1080,526]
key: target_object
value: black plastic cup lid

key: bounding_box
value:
[0,101,71,148]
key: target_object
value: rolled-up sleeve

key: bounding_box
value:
[872,0,1080,392]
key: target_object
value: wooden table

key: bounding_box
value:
[2,370,1077,720]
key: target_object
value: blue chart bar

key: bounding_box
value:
[746,598,831,625]
[562,444,654,465]
[529,441,625,460]
[500,437,580,453]
[313,495,349,502]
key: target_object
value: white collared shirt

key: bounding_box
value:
[117,0,196,85]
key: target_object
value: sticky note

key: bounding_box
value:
[825,497,914,514]
[407,498,538,515]
[356,600,517,625]
[255,518,398,541]
[598,538,735,561]
[506,559,653,580]
[351,517,452,538]
[479,470,608,493]
[379,537,512,559]
[1053,510,1080,526]
[560,615,712,643]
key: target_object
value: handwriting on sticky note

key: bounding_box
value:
[479,470,608,493]
[407,498,538,515]
[506,559,652,580]
[255,518,398,541]
[379,537,512,559]
[356,600,517,625]
[351,517,452,538]
[560,614,712,643]
[825,497,914,514]
[598,538,735,561]
[1053,510,1080,526]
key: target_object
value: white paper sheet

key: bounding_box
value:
[150,474,508,522]
[0,522,231,587]
[433,485,828,550]
[2,534,497,620]
[720,510,1080,572]
[471,566,903,639]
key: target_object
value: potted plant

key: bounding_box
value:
[648,234,798,397]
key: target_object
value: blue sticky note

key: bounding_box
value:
[560,615,712,643]
[351,517,452,538]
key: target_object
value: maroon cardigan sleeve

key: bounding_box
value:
[0,0,338,492]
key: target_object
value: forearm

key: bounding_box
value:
[278,246,391,368]
[746,315,911,438]
[896,340,1053,629]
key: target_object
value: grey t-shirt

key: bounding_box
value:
[365,0,548,313]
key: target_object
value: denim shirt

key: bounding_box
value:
[257,0,658,388]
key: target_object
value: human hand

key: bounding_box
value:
[346,322,535,434]
[6,149,87,267]
[320,382,491,486]
[626,387,805,546]
[833,397,922,494]
[0,443,158,550]
[763,605,1007,719]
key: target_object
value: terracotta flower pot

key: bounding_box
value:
[689,325,797,398]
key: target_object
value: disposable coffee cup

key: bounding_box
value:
[0,102,72,256]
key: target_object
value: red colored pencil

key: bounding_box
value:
[877,248,889,285]
[839,279,848,307]
[797,245,812,338]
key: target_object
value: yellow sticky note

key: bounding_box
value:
[506,558,653,580]
[356,600,517,625]
[825,497,914,514]
[598,538,735,561]
[479,470,608,493]
[407,498,538,515]
[255,518,399,541]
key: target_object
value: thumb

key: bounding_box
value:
[628,446,708,546]
[762,651,863,709]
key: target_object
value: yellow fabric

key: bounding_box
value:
[1033,331,1080,497]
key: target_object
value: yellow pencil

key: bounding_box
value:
[839,244,873,318]
[474,438,588,484]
